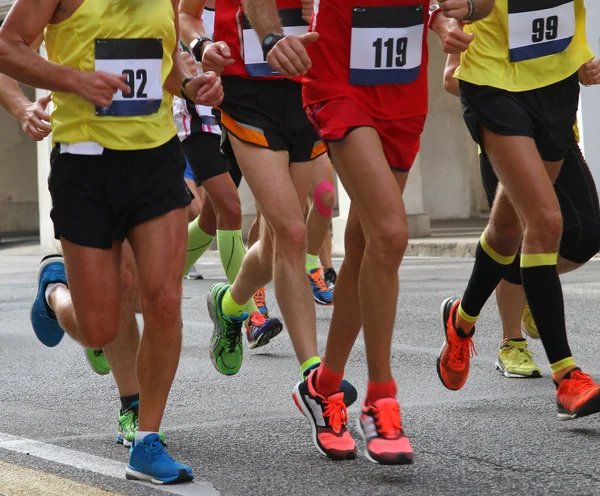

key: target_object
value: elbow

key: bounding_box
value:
[443,72,460,98]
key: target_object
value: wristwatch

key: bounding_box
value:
[189,36,213,61]
[181,77,195,104]
[428,4,442,30]
[261,33,285,59]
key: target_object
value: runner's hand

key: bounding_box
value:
[76,72,131,107]
[579,58,600,86]
[431,16,474,53]
[21,94,52,141]
[266,32,318,77]
[301,0,314,23]
[185,72,223,107]
[181,51,199,76]
[202,41,235,75]
[438,0,471,20]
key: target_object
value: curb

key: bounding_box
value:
[405,238,479,258]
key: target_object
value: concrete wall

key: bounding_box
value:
[0,86,39,234]
[420,31,487,220]
[580,2,600,189]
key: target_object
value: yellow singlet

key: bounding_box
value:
[45,0,177,150]
[455,0,593,92]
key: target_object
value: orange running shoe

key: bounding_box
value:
[556,368,600,420]
[357,398,413,465]
[292,370,356,461]
[436,297,477,391]
[308,267,333,306]
[253,287,269,317]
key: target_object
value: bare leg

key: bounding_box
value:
[306,154,335,259]
[128,208,188,432]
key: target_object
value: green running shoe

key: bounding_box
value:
[85,348,110,375]
[207,283,247,375]
[116,402,166,447]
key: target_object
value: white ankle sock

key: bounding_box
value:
[135,430,156,442]
[45,282,67,311]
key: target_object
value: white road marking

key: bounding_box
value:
[0,432,218,496]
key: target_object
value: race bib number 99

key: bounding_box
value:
[242,9,308,77]
[508,0,575,63]
[95,38,163,117]
[350,4,424,86]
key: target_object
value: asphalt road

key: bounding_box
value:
[1,243,600,496]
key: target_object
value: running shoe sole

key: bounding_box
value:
[435,297,456,390]
[125,467,193,485]
[291,382,356,461]
[313,296,333,306]
[356,415,413,465]
[495,360,541,379]
[248,320,284,350]
[557,393,600,420]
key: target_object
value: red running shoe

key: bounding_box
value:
[556,368,600,420]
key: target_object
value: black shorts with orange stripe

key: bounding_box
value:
[218,76,326,163]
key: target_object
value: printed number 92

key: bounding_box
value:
[373,37,408,68]
[532,15,558,43]
[122,69,148,98]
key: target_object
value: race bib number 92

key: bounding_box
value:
[95,38,163,117]
[508,0,575,63]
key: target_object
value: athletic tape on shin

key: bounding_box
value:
[313,181,335,217]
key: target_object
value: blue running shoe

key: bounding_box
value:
[308,268,333,306]
[126,433,194,485]
[303,362,358,407]
[246,311,284,349]
[30,255,67,347]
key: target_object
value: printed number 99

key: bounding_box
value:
[532,15,558,43]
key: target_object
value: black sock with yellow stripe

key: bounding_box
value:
[520,253,573,368]
[459,233,517,323]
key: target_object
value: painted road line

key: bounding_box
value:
[0,432,218,496]
[0,461,121,496]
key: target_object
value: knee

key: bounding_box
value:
[78,313,119,349]
[315,185,335,217]
[365,223,408,268]
[525,208,563,244]
[140,286,181,321]
[489,216,523,242]
[220,194,242,224]
[274,221,307,256]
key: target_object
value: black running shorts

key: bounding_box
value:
[49,136,192,249]
[217,76,326,163]
[460,73,580,162]
[182,132,242,187]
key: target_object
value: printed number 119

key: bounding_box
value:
[373,37,408,68]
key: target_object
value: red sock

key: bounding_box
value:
[315,362,344,397]
[366,379,397,405]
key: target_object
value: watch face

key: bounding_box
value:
[264,34,275,45]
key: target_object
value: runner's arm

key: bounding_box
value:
[0,74,33,122]
[243,0,283,39]
[437,0,495,22]
[444,54,461,97]
[179,0,210,48]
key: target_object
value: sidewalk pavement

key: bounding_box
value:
[0,219,488,259]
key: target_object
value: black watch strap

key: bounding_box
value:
[261,33,285,58]
[181,77,195,104]
[190,36,213,61]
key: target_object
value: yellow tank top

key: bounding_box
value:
[45,0,177,150]
[455,0,593,92]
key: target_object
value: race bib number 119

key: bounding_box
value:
[350,4,424,86]
[95,38,163,117]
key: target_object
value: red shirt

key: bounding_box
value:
[214,0,307,80]
[303,0,430,120]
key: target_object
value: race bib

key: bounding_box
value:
[242,8,308,77]
[95,38,163,117]
[508,0,575,63]
[350,4,424,86]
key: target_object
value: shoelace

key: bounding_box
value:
[249,311,267,328]
[147,439,175,462]
[93,350,104,358]
[224,319,242,351]
[373,404,402,438]
[254,289,266,308]
[509,344,534,363]
[562,370,597,394]
[323,398,348,433]
[448,334,477,369]
[310,269,330,293]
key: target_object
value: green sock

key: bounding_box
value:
[184,219,214,275]
[217,229,259,315]
[305,253,320,273]
[301,356,321,377]
[221,288,247,318]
